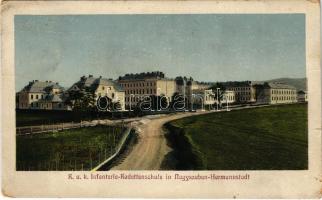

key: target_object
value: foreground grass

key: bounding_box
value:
[165,104,308,170]
[16,125,125,171]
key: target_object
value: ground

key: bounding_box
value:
[16,104,308,171]
[166,103,308,170]
[16,125,125,171]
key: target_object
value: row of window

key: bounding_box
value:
[30,102,62,108]
[30,94,44,100]
[225,95,235,101]
[101,86,112,91]
[238,97,251,101]
[236,92,251,95]
[125,96,143,102]
[204,96,214,101]
[120,82,156,88]
[125,89,156,95]
[98,93,115,98]
[31,102,39,107]
[272,90,296,95]
[229,87,251,91]
[272,96,296,101]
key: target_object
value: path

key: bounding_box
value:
[111,110,217,170]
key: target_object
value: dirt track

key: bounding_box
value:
[111,111,214,170]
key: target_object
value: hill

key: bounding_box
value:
[264,77,307,91]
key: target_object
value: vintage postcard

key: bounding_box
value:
[1,0,321,198]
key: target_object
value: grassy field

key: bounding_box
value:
[16,125,126,171]
[165,103,308,170]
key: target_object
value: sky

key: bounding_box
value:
[15,14,305,91]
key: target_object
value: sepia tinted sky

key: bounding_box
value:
[15,14,305,91]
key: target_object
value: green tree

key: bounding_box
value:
[65,87,96,112]
[170,92,185,111]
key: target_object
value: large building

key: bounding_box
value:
[118,72,176,108]
[16,80,67,110]
[68,75,125,110]
[222,81,257,103]
[255,82,297,104]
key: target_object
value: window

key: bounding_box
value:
[112,93,115,98]
[31,95,33,99]
[36,95,38,99]
[102,86,105,90]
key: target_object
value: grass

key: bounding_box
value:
[16,125,126,171]
[165,103,308,170]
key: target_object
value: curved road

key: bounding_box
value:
[111,111,215,170]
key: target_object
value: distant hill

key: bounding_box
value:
[264,78,307,91]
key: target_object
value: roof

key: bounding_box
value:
[261,82,296,90]
[44,94,63,102]
[20,80,64,93]
[297,90,307,94]
[95,78,124,92]
[118,71,165,81]
[192,88,213,94]
[68,75,124,92]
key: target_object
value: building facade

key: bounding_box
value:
[118,72,176,108]
[68,75,125,110]
[16,80,67,110]
[191,89,216,107]
[222,90,236,104]
[255,82,297,104]
[223,81,257,103]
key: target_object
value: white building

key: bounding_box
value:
[223,81,257,103]
[223,90,236,104]
[16,80,68,110]
[68,75,125,111]
[255,82,297,104]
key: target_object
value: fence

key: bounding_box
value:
[91,127,133,171]
[16,120,123,135]
[16,123,128,171]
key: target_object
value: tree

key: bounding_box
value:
[65,87,96,112]
[170,92,185,111]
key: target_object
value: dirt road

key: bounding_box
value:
[111,111,215,170]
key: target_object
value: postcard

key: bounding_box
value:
[1,0,321,198]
